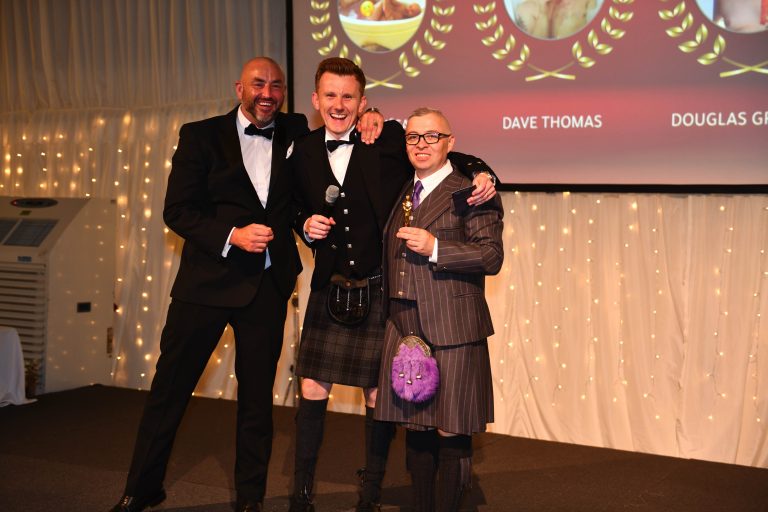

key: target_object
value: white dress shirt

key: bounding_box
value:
[304,127,356,243]
[222,107,274,268]
[414,160,454,263]
[325,127,355,186]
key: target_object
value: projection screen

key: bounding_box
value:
[289,1,767,186]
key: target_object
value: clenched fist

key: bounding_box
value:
[230,224,274,253]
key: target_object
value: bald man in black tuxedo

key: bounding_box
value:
[109,57,383,512]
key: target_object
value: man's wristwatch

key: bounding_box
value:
[474,171,497,186]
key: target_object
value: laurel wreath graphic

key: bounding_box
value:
[309,0,455,90]
[658,0,768,78]
[473,0,634,81]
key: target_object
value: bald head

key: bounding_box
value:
[235,57,286,127]
[240,57,283,80]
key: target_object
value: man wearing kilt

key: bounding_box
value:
[290,59,497,512]
[374,108,504,512]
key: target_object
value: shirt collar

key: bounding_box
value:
[415,160,453,197]
[324,126,355,143]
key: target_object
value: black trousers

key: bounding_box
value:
[124,269,287,502]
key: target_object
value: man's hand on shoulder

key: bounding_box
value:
[356,107,384,144]
[468,172,497,206]
[230,224,274,253]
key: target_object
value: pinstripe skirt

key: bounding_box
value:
[374,299,494,435]
[295,282,385,388]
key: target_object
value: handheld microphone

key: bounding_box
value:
[322,185,340,218]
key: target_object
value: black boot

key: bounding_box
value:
[405,429,438,512]
[290,397,328,512]
[356,406,395,512]
[436,434,472,512]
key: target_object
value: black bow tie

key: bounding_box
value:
[326,139,354,153]
[244,124,274,139]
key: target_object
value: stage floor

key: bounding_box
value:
[0,385,766,511]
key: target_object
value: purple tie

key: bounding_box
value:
[412,181,424,209]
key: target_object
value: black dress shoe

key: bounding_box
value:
[109,489,166,512]
[235,497,263,512]
[288,495,315,512]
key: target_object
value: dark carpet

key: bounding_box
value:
[0,385,766,511]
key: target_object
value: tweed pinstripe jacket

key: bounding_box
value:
[383,166,504,347]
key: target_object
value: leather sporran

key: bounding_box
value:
[391,335,439,403]
[326,274,371,326]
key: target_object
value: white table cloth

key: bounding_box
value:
[0,326,35,406]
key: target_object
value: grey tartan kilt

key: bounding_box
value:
[374,299,494,435]
[295,282,385,388]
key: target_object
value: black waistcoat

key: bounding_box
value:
[327,163,382,280]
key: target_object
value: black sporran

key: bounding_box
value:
[326,274,371,326]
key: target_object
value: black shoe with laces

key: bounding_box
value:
[108,489,166,512]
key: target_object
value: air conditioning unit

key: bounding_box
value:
[0,197,116,395]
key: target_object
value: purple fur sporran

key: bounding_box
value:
[391,336,439,403]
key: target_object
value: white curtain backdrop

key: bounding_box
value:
[488,192,767,467]
[1,0,287,399]
[2,0,766,469]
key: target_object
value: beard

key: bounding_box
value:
[243,94,280,127]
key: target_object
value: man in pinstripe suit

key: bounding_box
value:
[375,107,504,512]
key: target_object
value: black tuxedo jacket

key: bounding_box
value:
[291,120,412,290]
[164,107,309,307]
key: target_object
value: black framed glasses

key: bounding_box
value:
[405,132,452,145]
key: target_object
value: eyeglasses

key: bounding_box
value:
[405,132,452,145]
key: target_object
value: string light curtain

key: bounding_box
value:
[2,0,766,469]
[487,192,768,467]
[0,0,287,399]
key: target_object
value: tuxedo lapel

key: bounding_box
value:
[384,180,413,238]
[307,130,336,207]
[221,106,265,212]
[265,114,289,210]
[221,107,247,171]
[414,170,464,228]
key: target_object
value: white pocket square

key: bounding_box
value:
[286,142,294,159]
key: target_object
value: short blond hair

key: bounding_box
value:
[407,107,452,132]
